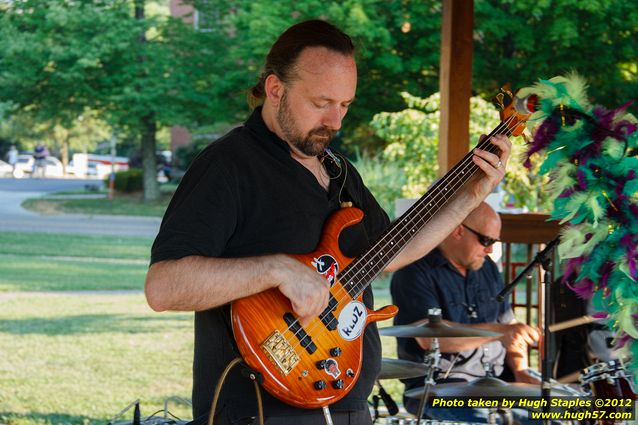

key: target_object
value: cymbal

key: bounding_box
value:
[378,358,429,380]
[405,377,575,399]
[379,322,503,338]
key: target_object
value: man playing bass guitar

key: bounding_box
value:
[145,19,511,425]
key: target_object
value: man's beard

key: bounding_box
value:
[468,257,486,272]
[277,91,337,156]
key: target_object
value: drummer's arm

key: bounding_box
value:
[503,319,541,384]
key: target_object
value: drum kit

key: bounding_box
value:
[375,309,636,425]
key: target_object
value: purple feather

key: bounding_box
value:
[599,261,615,288]
[576,169,588,190]
[525,119,560,169]
[567,277,596,299]
[616,333,631,349]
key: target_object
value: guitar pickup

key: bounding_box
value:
[321,313,337,331]
[320,296,338,331]
[284,312,317,354]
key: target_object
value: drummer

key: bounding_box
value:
[390,202,541,422]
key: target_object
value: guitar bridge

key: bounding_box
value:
[261,330,300,376]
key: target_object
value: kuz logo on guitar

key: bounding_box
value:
[338,301,367,341]
[312,254,339,287]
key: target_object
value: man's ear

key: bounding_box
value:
[451,225,464,240]
[264,74,284,107]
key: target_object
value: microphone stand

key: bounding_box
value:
[495,236,560,425]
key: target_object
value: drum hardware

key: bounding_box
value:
[379,321,503,339]
[378,358,431,380]
[372,380,400,422]
[525,368,584,397]
[107,398,191,425]
[405,376,576,399]
[411,309,444,425]
[496,235,560,421]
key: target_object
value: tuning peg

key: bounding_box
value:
[494,92,506,111]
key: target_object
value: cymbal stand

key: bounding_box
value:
[415,337,440,425]
[496,236,560,425]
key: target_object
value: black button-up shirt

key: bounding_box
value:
[151,108,390,421]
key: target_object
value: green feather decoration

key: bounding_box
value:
[523,73,638,376]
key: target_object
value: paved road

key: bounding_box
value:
[0,178,161,237]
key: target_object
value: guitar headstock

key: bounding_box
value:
[493,84,538,137]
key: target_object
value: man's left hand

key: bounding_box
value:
[469,134,512,202]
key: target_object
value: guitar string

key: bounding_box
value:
[279,114,516,355]
[336,114,516,304]
[278,114,519,354]
[278,113,517,352]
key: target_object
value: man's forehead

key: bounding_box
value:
[294,46,356,74]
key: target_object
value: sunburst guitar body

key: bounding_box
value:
[231,207,397,408]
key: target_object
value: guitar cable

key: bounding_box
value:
[207,357,264,425]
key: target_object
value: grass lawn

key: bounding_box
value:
[0,232,152,260]
[0,232,152,292]
[21,194,171,217]
[0,293,193,425]
[0,256,148,292]
[0,229,407,424]
[21,184,178,218]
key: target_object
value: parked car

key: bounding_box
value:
[14,154,64,178]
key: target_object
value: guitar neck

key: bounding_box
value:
[339,122,513,298]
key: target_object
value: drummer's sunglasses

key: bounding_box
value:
[462,224,500,247]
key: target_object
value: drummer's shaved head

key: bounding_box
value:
[464,202,500,230]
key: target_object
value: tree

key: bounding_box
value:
[0,0,214,200]
[185,0,443,142]
[189,0,638,152]
[474,0,638,116]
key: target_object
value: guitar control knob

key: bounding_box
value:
[332,379,344,389]
[330,347,342,357]
[314,380,327,390]
[316,360,326,370]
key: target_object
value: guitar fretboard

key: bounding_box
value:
[338,121,514,299]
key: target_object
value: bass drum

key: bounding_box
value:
[580,359,636,424]
[382,419,482,425]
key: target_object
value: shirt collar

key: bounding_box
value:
[244,106,292,155]
[424,248,451,268]
[426,247,477,280]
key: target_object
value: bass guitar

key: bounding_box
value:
[231,89,537,408]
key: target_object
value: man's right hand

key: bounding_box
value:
[499,322,541,350]
[273,254,331,325]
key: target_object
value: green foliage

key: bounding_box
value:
[351,152,406,220]
[501,137,552,212]
[185,0,443,138]
[474,0,638,117]
[371,92,497,196]
[370,91,552,211]
[111,168,144,193]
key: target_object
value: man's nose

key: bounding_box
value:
[323,106,346,130]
